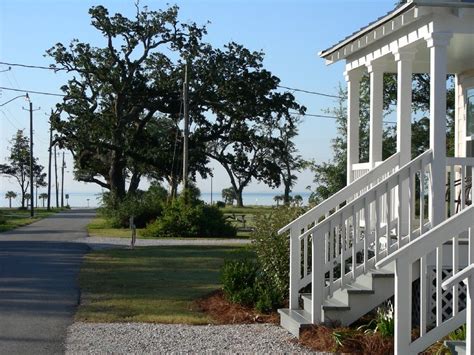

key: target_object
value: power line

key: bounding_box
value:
[279,85,342,99]
[0,86,65,97]
[0,61,65,72]
[291,110,398,125]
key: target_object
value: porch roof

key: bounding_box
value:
[319,0,474,65]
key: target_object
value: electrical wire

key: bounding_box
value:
[0,61,65,72]
[0,86,65,97]
[1,61,345,101]
[278,85,342,99]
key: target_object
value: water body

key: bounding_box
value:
[0,191,312,208]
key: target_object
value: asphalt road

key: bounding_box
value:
[0,209,94,355]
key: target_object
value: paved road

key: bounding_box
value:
[0,209,94,355]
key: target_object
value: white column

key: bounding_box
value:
[427,32,452,227]
[395,48,416,165]
[345,69,363,184]
[395,48,416,236]
[367,62,385,168]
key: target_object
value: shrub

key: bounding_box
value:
[101,183,167,228]
[251,205,305,299]
[221,259,258,306]
[215,201,225,208]
[143,191,236,238]
[220,259,284,313]
[358,301,394,338]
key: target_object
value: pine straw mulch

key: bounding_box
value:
[195,290,279,324]
[299,325,394,354]
[197,291,397,354]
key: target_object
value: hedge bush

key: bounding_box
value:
[221,259,284,313]
[101,183,167,228]
[251,205,305,300]
[142,191,236,238]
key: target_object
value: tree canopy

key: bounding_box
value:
[48,4,305,205]
[0,130,46,208]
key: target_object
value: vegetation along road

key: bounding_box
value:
[0,209,94,354]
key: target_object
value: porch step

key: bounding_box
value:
[278,309,312,337]
[279,265,396,337]
[444,340,466,355]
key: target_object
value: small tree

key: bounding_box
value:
[222,187,236,206]
[24,193,31,207]
[0,130,46,208]
[273,195,283,207]
[39,193,48,208]
[5,191,17,208]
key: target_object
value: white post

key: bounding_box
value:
[289,225,301,310]
[311,233,325,323]
[345,69,363,184]
[395,48,416,237]
[468,227,473,355]
[394,256,412,354]
[426,32,452,227]
[367,62,385,168]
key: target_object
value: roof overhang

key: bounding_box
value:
[319,0,474,65]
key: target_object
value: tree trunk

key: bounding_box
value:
[235,188,244,208]
[9,198,11,209]
[109,151,126,200]
[283,181,291,205]
[128,172,141,195]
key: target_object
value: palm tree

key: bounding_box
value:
[5,191,17,208]
[274,194,283,207]
[24,193,31,208]
[39,193,48,208]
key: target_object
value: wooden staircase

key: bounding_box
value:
[278,149,474,353]
[279,265,395,336]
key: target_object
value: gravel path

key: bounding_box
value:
[81,236,251,250]
[65,323,314,354]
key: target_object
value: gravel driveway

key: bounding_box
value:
[65,323,315,354]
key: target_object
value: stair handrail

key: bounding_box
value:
[376,206,474,270]
[300,149,432,323]
[376,205,474,354]
[278,152,401,235]
[301,149,433,241]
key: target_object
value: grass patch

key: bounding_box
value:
[87,217,148,239]
[0,208,62,232]
[87,215,254,239]
[77,245,254,324]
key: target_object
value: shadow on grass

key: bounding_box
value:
[77,245,254,324]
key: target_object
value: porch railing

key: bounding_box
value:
[446,157,474,216]
[305,150,432,323]
[376,205,474,354]
[278,152,401,311]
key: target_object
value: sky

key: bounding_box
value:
[0,0,397,207]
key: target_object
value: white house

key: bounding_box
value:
[278,1,474,353]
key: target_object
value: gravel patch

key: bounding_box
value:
[65,322,318,354]
[79,236,251,250]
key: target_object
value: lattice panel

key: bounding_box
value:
[428,267,467,325]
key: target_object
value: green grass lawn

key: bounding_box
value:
[77,245,254,324]
[87,217,149,239]
[0,208,62,232]
[86,207,272,239]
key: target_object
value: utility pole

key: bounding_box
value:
[22,95,40,218]
[47,115,53,211]
[61,151,65,208]
[54,146,59,208]
[182,62,189,189]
